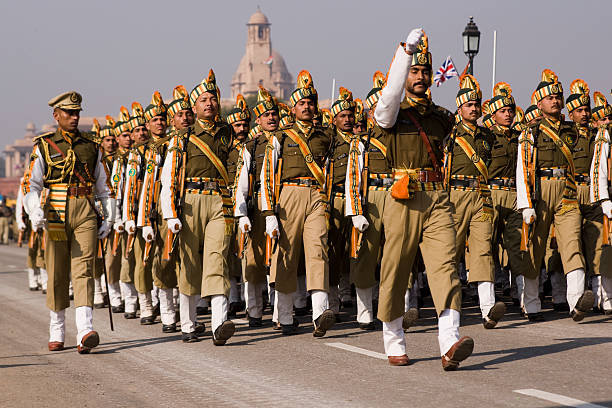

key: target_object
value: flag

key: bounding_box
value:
[460,60,471,78]
[433,56,459,87]
[263,56,274,65]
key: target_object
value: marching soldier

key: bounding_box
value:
[446,75,506,329]
[345,71,392,330]
[23,91,114,353]
[261,70,336,336]
[226,94,251,315]
[487,82,526,313]
[167,85,195,131]
[373,29,473,369]
[517,69,592,322]
[139,92,179,333]
[112,107,138,317]
[235,86,280,327]
[160,69,236,345]
[327,87,358,315]
[122,102,157,324]
[587,91,612,313]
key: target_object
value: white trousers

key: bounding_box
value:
[108,282,122,307]
[522,276,541,314]
[159,288,176,325]
[210,295,228,333]
[138,292,153,317]
[49,309,65,342]
[246,282,265,319]
[120,282,138,313]
[591,275,602,308]
[27,268,38,289]
[151,285,159,308]
[550,271,567,304]
[477,281,495,318]
[356,286,373,324]
[566,268,585,311]
[601,275,612,311]
[75,306,93,345]
[39,268,48,291]
[179,293,198,333]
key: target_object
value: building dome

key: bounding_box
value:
[248,9,269,25]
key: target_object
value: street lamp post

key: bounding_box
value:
[462,16,481,75]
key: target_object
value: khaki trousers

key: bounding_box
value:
[243,193,268,285]
[152,212,178,289]
[378,190,462,322]
[577,184,611,277]
[450,189,494,283]
[525,179,584,279]
[133,233,153,293]
[119,232,135,284]
[491,189,530,275]
[179,193,230,298]
[350,189,386,289]
[271,185,328,294]
[328,194,350,288]
[228,225,242,280]
[44,197,96,311]
[103,233,122,284]
[27,230,45,269]
[0,217,9,244]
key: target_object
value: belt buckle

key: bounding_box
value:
[553,168,564,177]
[470,179,478,188]
[383,177,393,186]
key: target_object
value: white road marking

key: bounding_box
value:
[325,342,387,360]
[514,389,606,408]
[7,265,16,268]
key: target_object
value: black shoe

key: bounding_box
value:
[358,321,376,331]
[593,306,603,314]
[483,302,506,329]
[553,302,570,312]
[512,298,520,306]
[402,308,419,331]
[502,288,511,297]
[42,289,47,294]
[212,320,235,346]
[194,321,206,336]
[196,306,208,316]
[94,303,105,309]
[69,293,74,300]
[182,332,200,343]
[29,287,39,291]
[112,305,125,313]
[152,304,160,318]
[124,312,137,319]
[341,299,353,309]
[162,323,177,333]
[140,315,156,325]
[248,316,262,327]
[228,301,243,317]
[604,309,612,315]
[527,312,545,322]
[294,306,309,316]
[281,319,299,335]
[571,290,594,322]
[313,309,335,337]
[273,322,281,331]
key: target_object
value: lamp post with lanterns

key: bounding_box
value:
[462,16,481,75]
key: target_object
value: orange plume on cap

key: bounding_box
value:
[541,69,558,84]
[119,106,130,122]
[372,71,386,89]
[493,82,512,97]
[173,85,187,100]
[105,115,115,128]
[569,79,589,96]
[151,91,164,107]
[296,70,314,89]
[459,74,481,93]
[131,102,144,117]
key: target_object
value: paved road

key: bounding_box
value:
[0,244,610,408]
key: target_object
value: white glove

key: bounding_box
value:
[98,220,111,239]
[125,220,136,235]
[405,28,424,54]
[522,208,536,225]
[352,215,369,233]
[113,220,124,233]
[602,200,612,219]
[167,218,182,233]
[17,220,26,231]
[29,207,46,232]
[239,216,251,233]
[265,215,279,237]
[142,226,155,243]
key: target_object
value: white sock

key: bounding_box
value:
[310,290,329,322]
[27,268,37,289]
[159,288,176,325]
[108,282,122,307]
[404,287,410,312]
[179,293,198,333]
[49,309,66,343]
[591,275,602,308]
[75,306,93,345]
[438,309,461,355]
[382,316,405,356]
[566,268,586,311]
[138,292,153,317]
[276,291,294,325]
[210,295,228,333]
[120,282,138,313]
[39,269,48,291]
[477,281,495,318]
[356,286,373,324]
[522,276,541,314]
[151,286,159,308]
[94,278,104,304]
[272,290,279,323]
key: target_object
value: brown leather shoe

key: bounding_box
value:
[48,341,64,352]
[313,309,336,337]
[78,330,100,354]
[441,336,474,371]
[483,301,506,329]
[212,320,235,346]
[388,355,410,366]
[572,290,595,321]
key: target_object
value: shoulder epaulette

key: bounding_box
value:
[526,118,543,130]
[32,131,55,143]
[79,131,99,144]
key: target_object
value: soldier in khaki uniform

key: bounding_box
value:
[23,91,114,353]
[167,85,195,132]
[225,95,251,316]
[446,75,506,328]
[112,107,138,317]
[373,29,473,369]
[517,69,592,322]
[261,70,336,336]
[235,87,280,327]
[487,82,527,311]
[161,69,235,345]
[589,91,612,314]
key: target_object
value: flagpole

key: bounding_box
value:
[331,78,336,104]
[491,30,497,97]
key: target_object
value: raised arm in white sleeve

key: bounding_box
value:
[590,127,611,203]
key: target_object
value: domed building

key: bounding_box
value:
[230,9,293,101]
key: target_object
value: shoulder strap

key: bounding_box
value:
[284,129,326,186]
[405,110,440,172]
[188,134,230,185]
[45,137,88,185]
[454,135,489,181]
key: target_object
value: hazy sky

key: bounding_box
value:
[1,0,611,150]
